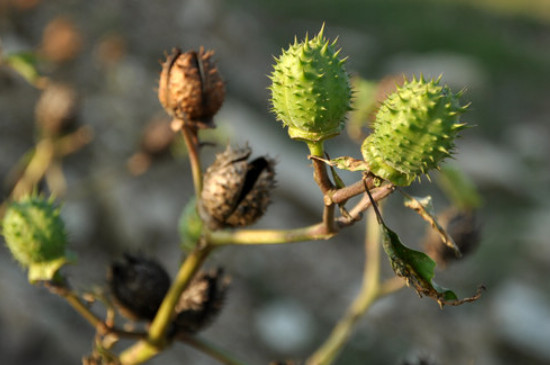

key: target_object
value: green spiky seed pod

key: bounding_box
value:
[361,76,468,186]
[2,195,70,282]
[269,25,352,143]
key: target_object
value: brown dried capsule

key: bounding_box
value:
[424,209,481,266]
[108,254,171,321]
[199,145,276,230]
[172,268,230,334]
[158,48,225,128]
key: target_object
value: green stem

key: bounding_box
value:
[119,246,213,364]
[307,141,325,157]
[307,141,334,194]
[149,246,213,342]
[63,291,105,330]
[306,208,396,365]
[206,223,335,246]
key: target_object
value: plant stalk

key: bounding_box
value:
[207,223,336,246]
[306,207,402,365]
[181,122,203,195]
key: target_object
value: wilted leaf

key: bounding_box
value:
[309,155,369,172]
[380,220,482,307]
[403,194,461,257]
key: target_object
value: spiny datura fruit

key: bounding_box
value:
[200,145,275,230]
[269,25,352,143]
[2,195,70,282]
[362,76,468,186]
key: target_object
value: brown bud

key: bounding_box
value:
[424,209,481,266]
[108,254,171,321]
[172,268,229,334]
[158,48,225,128]
[199,145,276,230]
[35,82,78,137]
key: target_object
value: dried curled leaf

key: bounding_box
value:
[403,194,461,257]
[380,220,483,308]
[309,155,369,172]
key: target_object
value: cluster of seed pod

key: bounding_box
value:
[157,47,276,229]
[108,254,229,334]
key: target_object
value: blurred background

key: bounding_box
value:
[1,0,549,364]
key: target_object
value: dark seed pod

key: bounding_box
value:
[158,47,225,128]
[200,145,276,230]
[172,268,229,334]
[108,254,171,321]
[424,210,480,266]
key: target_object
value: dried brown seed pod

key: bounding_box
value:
[40,16,83,63]
[107,254,171,321]
[172,268,230,334]
[158,47,225,128]
[199,145,276,230]
[35,82,78,137]
[424,209,481,266]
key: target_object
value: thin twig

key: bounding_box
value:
[207,222,336,246]
[337,184,395,227]
[177,333,251,365]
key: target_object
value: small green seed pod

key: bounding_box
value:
[2,195,70,282]
[362,76,468,186]
[269,25,352,143]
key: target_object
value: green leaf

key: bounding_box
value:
[403,194,461,257]
[3,51,44,87]
[380,220,483,307]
